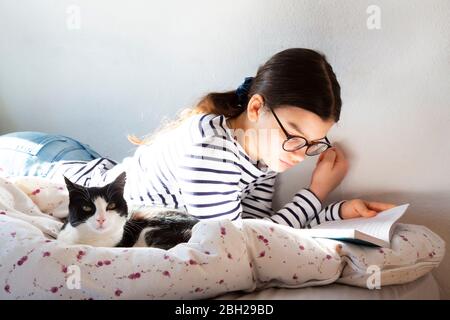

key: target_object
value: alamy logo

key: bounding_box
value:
[66,265,81,290]
[366,265,381,289]
[367,5,381,30]
[66,5,81,30]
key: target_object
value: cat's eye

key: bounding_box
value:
[82,205,92,212]
[107,202,116,210]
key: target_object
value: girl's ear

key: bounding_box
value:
[246,94,265,123]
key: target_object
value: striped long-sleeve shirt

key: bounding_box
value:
[48,113,346,228]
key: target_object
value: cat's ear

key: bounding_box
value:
[113,172,127,189]
[64,176,81,192]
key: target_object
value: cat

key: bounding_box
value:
[57,172,199,249]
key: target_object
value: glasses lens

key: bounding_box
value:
[283,137,307,151]
[306,143,329,156]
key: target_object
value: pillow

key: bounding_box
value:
[330,223,445,288]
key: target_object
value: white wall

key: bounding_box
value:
[1,0,449,298]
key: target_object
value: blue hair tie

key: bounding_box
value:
[236,76,254,107]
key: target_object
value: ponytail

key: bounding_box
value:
[127,90,246,145]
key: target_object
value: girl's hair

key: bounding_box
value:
[128,48,342,145]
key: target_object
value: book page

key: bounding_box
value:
[313,203,410,243]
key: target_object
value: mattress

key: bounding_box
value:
[213,273,440,300]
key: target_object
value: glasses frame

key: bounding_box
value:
[268,106,332,156]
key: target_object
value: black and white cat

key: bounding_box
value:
[57,172,199,249]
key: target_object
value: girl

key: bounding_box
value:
[0,48,395,229]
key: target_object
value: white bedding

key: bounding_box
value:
[0,176,445,299]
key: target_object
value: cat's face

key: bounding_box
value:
[64,172,128,234]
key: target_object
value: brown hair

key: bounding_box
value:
[128,48,341,145]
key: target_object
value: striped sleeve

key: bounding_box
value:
[240,176,276,220]
[241,176,346,229]
[266,188,347,229]
[176,134,243,221]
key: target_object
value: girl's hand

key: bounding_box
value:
[309,145,349,202]
[340,199,397,219]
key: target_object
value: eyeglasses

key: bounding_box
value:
[268,106,332,156]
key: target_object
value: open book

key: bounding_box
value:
[300,203,410,248]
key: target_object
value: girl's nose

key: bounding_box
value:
[290,149,306,163]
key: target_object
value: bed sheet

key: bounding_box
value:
[214,273,440,300]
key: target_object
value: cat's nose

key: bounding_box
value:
[96,217,106,226]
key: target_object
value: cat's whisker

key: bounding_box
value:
[124,221,141,233]
[83,188,91,200]
[107,190,122,201]
[72,190,91,203]
[123,225,133,234]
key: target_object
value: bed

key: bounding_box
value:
[0,176,445,300]
[214,273,440,299]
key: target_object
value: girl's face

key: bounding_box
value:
[242,95,335,173]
